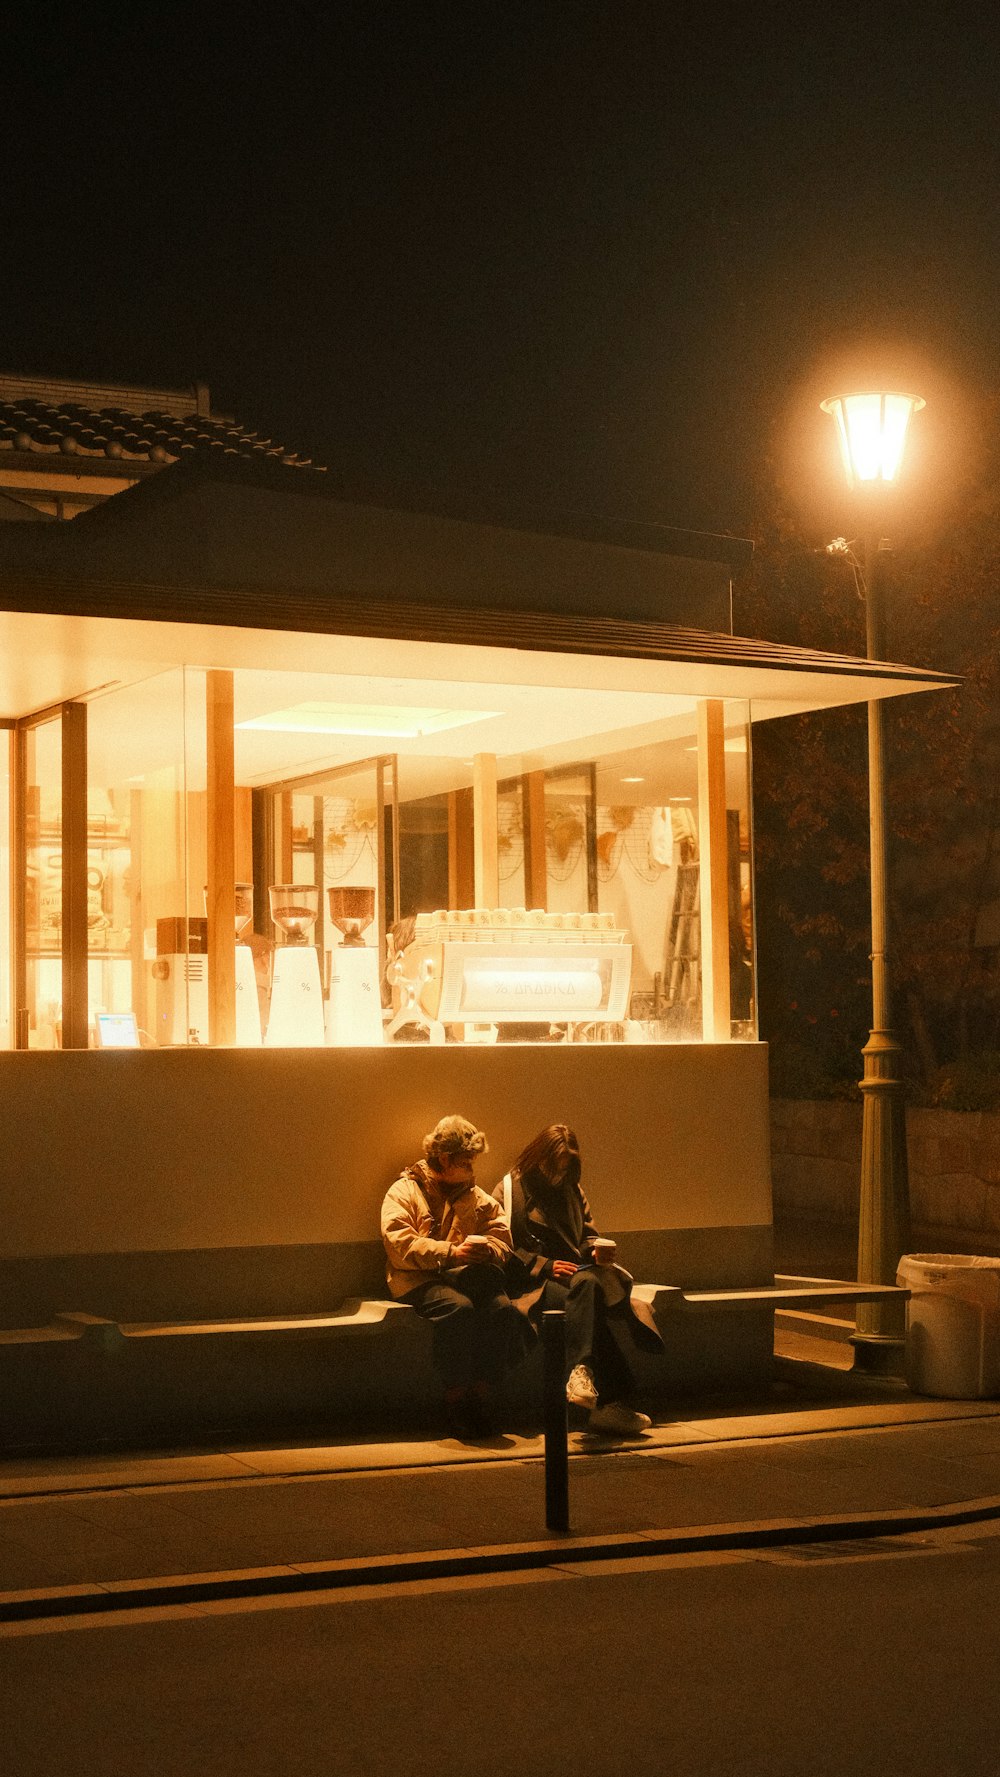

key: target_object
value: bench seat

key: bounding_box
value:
[659,1276,908,1313]
[0,1275,908,1453]
[3,1274,907,1347]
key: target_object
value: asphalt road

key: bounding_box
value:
[3,1518,998,1777]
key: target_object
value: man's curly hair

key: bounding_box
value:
[422,1114,488,1170]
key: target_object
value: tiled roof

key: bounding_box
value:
[0,380,319,470]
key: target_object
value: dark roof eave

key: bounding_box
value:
[0,572,959,687]
[0,452,163,480]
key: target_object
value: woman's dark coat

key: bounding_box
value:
[499,1168,662,1348]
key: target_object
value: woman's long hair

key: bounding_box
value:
[513,1123,581,1195]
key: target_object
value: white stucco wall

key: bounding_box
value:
[0,1043,771,1258]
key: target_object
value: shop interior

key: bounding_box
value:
[4,631,754,1050]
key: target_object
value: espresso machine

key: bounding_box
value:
[264,883,325,1046]
[325,886,383,1045]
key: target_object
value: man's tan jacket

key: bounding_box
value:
[380,1162,513,1298]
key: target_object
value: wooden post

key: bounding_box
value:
[11,727,27,1047]
[472,753,499,909]
[312,795,325,958]
[128,786,147,1034]
[61,702,89,1050]
[448,787,475,909]
[583,761,599,913]
[697,699,731,1042]
[522,770,548,909]
[278,791,293,886]
[206,670,236,1046]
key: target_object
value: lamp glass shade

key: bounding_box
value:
[820,391,925,487]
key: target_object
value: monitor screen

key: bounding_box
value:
[95,1012,140,1049]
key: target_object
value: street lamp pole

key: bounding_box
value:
[821,391,925,1372]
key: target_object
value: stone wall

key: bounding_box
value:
[770,1098,1000,1244]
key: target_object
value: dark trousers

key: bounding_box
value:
[409,1264,532,1390]
[536,1269,634,1404]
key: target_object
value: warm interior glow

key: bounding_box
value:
[820,391,925,487]
[236,700,501,738]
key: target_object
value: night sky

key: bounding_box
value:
[4,5,1000,536]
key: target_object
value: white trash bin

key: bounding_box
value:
[897,1254,1000,1398]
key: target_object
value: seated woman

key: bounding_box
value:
[502,1124,663,1438]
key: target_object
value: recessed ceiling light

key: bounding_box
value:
[668,795,692,803]
[620,775,645,784]
[236,701,501,739]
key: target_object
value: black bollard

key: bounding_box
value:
[542,1308,570,1533]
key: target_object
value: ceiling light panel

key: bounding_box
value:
[236,701,501,738]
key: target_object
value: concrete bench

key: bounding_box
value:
[5,1274,907,1345]
[0,1275,907,1453]
[659,1275,907,1313]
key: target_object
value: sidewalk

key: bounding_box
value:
[3,1325,1000,1624]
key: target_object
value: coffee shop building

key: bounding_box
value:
[0,430,952,1441]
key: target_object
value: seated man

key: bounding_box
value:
[381,1114,531,1438]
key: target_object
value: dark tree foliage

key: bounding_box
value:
[736,418,1000,1105]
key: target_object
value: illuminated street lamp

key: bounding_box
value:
[821,388,924,1371]
[820,391,925,488]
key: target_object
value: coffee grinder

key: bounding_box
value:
[325,886,383,1045]
[264,882,325,1046]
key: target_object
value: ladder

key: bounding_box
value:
[665,862,700,1005]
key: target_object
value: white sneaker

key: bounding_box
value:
[588,1402,652,1437]
[566,1364,598,1408]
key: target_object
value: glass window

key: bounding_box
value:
[722,701,755,1038]
[38,654,756,1049]
[381,698,755,1046]
[85,669,199,1047]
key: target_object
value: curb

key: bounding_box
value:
[4,1494,1000,1625]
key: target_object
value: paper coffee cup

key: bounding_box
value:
[591,1238,617,1266]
